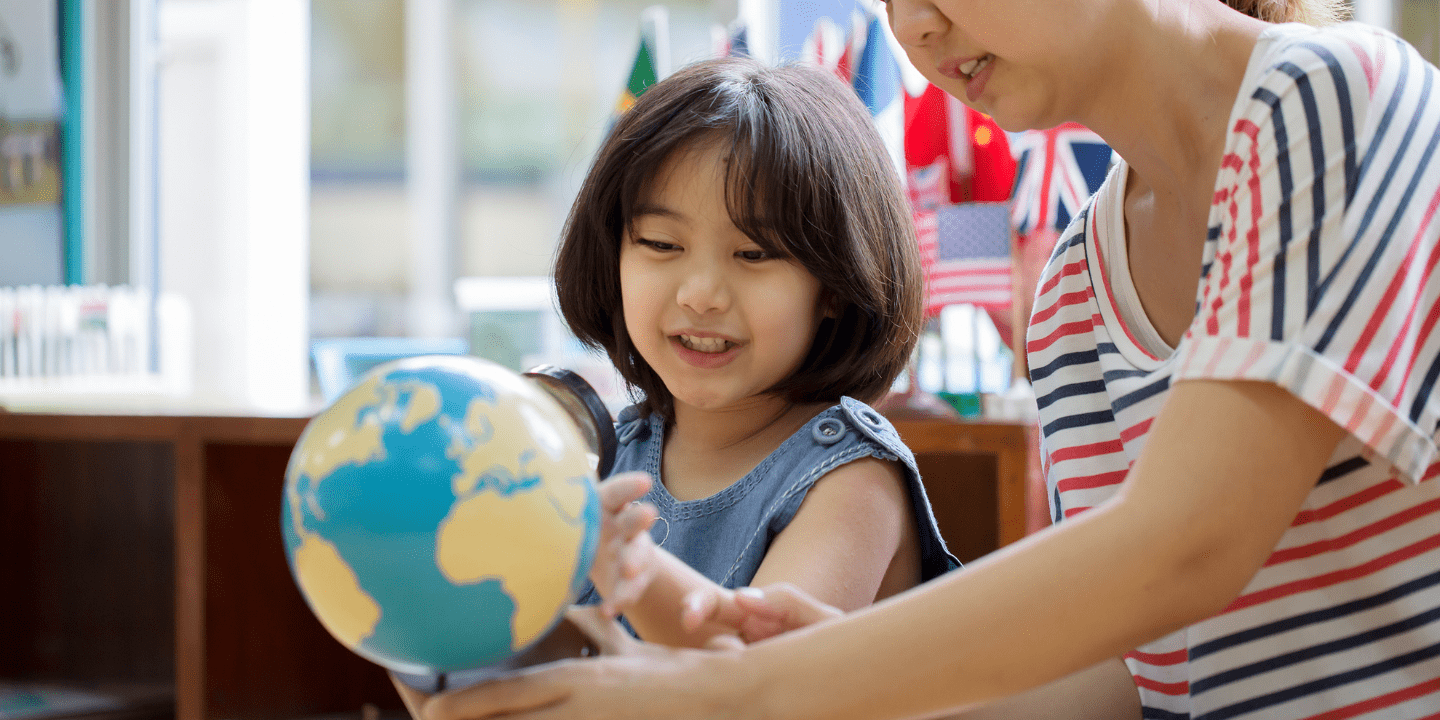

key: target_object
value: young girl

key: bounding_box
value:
[412,1,1440,719]
[392,56,957,709]
[560,55,959,648]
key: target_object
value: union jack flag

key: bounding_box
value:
[915,202,1013,316]
[1009,122,1113,235]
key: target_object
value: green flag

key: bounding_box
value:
[616,36,658,114]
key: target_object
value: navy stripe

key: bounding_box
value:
[1030,350,1100,383]
[1194,641,1440,720]
[1142,707,1189,720]
[1097,342,1122,356]
[1103,368,1152,383]
[1348,40,1410,204]
[1317,455,1372,485]
[1276,61,1329,317]
[1112,376,1170,414]
[1043,409,1117,437]
[1408,349,1440,423]
[1036,380,1107,411]
[1298,43,1358,204]
[1255,87,1292,342]
[1191,567,1440,660]
[1315,59,1436,355]
[1049,210,1090,264]
[1192,604,1440,695]
[1313,44,1414,326]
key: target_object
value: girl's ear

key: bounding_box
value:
[819,292,842,320]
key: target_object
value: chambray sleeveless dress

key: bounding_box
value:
[577,396,959,615]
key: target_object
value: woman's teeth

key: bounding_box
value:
[960,54,994,79]
[678,335,732,353]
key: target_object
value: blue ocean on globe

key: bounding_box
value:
[281,356,600,675]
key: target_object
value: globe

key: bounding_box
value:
[280,355,601,675]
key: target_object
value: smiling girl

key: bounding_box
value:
[540,56,956,651]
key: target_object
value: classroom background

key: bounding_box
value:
[0,1,1436,719]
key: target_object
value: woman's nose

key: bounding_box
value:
[888,0,947,49]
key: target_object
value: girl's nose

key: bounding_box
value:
[888,0,947,49]
[676,265,731,315]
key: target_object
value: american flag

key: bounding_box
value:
[1009,122,1113,235]
[916,202,1013,316]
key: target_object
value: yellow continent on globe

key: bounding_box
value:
[435,391,593,647]
[292,532,382,647]
[286,375,445,650]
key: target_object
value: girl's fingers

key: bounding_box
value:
[732,583,843,632]
[597,472,653,513]
[680,589,721,632]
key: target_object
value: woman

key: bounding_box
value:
[414,1,1440,717]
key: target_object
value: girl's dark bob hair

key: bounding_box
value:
[554,56,923,422]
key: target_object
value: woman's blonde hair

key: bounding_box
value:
[1227,0,1350,25]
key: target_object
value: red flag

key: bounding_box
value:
[903,84,1016,205]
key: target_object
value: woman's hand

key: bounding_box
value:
[588,472,660,617]
[420,606,749,720]
[681,582,844,643]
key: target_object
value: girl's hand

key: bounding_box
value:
[681,582,844,643]
[589,472,660,618]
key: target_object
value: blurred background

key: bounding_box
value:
[0,0,1433,416]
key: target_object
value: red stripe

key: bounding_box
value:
[1265,496,1440,566]
[1030,288,1094,326]
[1376,185,1440,398]
[1028,318,1098,354]
[1087,208,1160,360]
[1049,438,1125,464]
[1302,676,1440,720]
[1132,675,1189,695]
[1057,469,1127,493]
[1345,185,1440,381]
[1126,648,1188,665]
[1393,281,1440,402]
[1038,259,1090,298]
[1063,505,1093,518]
[1120,418,1154,444]
[1239,119,1264,338]
[1225,530,1440,612]
[1036,131,1057,230]
[1291,478,1405,527]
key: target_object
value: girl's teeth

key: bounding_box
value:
[679,335,730,353]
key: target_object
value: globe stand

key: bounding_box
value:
[391,364,617,694]
[391,616,599,693]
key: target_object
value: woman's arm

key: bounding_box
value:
[423,379,1345,720]
[619,456,915,646]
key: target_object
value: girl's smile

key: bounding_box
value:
[619,138,826,415]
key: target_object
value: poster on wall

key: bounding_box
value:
[0,0,62,206]
[0,0,65,287]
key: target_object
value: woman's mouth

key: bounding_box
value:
[940,53,994,81]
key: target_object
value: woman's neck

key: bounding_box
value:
[1081,0,1268,208]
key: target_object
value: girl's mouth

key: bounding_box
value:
[676,334,736,354]
[959,54,994,79]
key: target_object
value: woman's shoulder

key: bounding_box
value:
[1242,21,1419,108]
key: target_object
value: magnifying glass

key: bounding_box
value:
[392,364,615,694]
[523,364,618,481]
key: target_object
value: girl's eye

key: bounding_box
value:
[636,238,679,252]
[737,249,770,262]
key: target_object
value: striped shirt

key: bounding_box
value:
[1027,22,1440,720]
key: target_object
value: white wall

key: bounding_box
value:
[158,0,310,413]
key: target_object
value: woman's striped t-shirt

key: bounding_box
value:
[1027,22,1440,720]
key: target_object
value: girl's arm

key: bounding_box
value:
[423,379,1345,720]
[616,455,916,647]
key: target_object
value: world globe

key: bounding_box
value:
[280,355,601,676]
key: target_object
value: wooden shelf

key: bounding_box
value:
[0,410,1032,720]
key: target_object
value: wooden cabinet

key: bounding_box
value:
[0,411,1030,720]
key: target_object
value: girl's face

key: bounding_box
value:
[619,141,827,416]
[882,0,1088,131]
